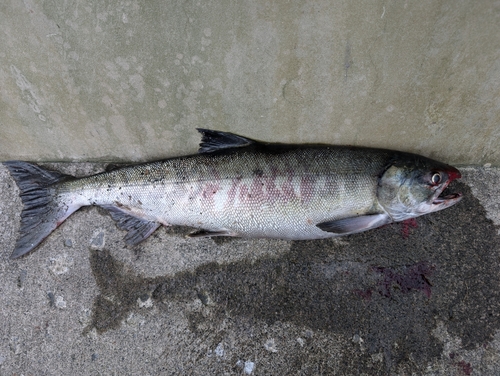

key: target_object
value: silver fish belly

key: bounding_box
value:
[3,129,462,259]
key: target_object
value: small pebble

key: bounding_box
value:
[90,231,105,249]
[244,361,255,374]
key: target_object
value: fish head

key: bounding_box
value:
[377,153,462,222]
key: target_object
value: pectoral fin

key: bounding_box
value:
[317,214,391,235]
[187,229,237,238]
[101,205,160,246]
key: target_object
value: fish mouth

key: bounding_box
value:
[432,169,462,207]
[433,191,462,205]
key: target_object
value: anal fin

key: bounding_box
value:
[317,214,391,235]
[101,205,160,246]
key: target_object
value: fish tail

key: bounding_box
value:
[4,161,78,259]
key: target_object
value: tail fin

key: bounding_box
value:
[4,161,77,259]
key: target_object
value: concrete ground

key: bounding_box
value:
[0,164,499,375]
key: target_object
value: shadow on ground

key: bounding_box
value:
[86,181,500,373]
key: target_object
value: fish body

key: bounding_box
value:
[4,129,462,259]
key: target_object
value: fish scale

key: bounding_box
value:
[55,148,384,239]
[3,129,462,259]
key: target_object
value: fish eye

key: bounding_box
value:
[431,172,441,185]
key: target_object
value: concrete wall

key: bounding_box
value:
[1,0,499,165]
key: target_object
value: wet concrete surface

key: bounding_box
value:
[0,165,499,375]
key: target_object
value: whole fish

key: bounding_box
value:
[4,129,462,259]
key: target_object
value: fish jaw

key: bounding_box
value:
[414,166,462,217]
[429,167,462,212]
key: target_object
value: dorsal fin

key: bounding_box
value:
[196,128,255,153]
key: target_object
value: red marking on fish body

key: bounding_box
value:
[280,170,296,202]
[262,168,281,204]
[239,184,249,203]
[249,176,265,204]
[201,182,220,204]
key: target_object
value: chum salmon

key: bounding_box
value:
[4,129,462,259]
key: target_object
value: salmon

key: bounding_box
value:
[4,129,462,259]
